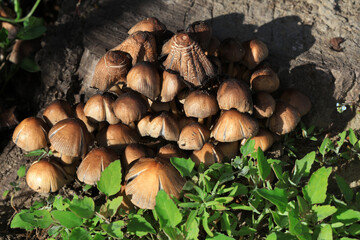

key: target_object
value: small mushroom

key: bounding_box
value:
[242,128,274,152]
[190,142,224,167]
[123,143,154,168]
[186,21,212,51]
[125,157,185,209]
[253,92,276,118]
[178,122,210,150]
[206,36,220,56]
[279,89,312,117]
[218,38,245,76]
[43,100,74,127]
[250,65,279,93]
[75,103,97,133]
[84,94,119,125]
[216,141,239,160]
[160,70,185,103]
[184,90,218,125]
[268,101,301,135]
[12,117,49,151]
[77,148,118,185]
[128,17,166,36]
[242,39,268,69]
[158,143,186,159]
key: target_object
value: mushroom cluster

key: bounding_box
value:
[12,17,311,210]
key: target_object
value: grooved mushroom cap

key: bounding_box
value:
[76,148,118,185]
[12,117,49,151]
[242,39,269,69]
[249,128,274,152]
[75,103,97,133]
[250,66,280,93]
[217,141,239,160]
[97,123,140,153]
[279,89,312,117]
[178,122,210,150]
[148,99,170,112]
[84,94,119,124]
[211,110,259,142]
[125,157,185,209]
[186,21,212,51]
[26,159,68,193]
[43,100,74,127]
[158,143,186,159]
[126,61,161,100]
[113,31,157,66]
[91,50,132,91]
[160,70,185,102]
[128,17,166,35]
[184,90,218,119]
[217,79,253,114]
[49,118,91,157]
[218,38,245,63]
[268,101,301,135]
[190,142,224,167]
[124,143,153,168]
[253,92,276,118]
[113,91,149,125]
[163,33,215,86]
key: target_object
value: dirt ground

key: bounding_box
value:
[0,0,359,238]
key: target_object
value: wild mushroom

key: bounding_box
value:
[253,92,276,118]
[43,99,74,127]
[76,148,118,185]
[123,143,154,168]
[125,157,185,209]
[90,50,132,91]
[190,142,224,167]
[163,33,215,86]
[211,109,259,142]
[217,79,253,114]
[128,17,167,41]
[178,122,210,150]
[250,65,280,93]
[75,103,97,133]
[160,70,185,103]
[242,39,268,69]
[126,61,161,100]
[186,21,212,51]
[218,38,245,76]
[268,101,301,135]
[84,94,119,125]
[158,143,186,159]
[12,117,49,151]
[279,89,312,117]
[217,141,240,160]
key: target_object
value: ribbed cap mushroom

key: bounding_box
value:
[253,92,276,118]
[113,31,157,66]
[12,117,49,151]
[48,118,91,157]
[90,50,132,91]
[51,147,81,165]
[217,141,239,160]
[217,79,253,114]
[245,128,274,152]
[178,122,210,150]
[190,142,224,167]
[76,148,118,185]
[113,91,149,125]
[242,39,268,69]
[128,17,166,36]
[184,90,218,120]
[279,89,312,117]
[84,94,119,125]
[26,159,69,193]
[125,157,185,209]
[43,100,74,127]
[126,61,161,100]
[124,143,153,168]
[268,101,301,135]
[163,33,215,86]
[160,70,185,102]
[250,66,280,93]
[97,123,140,153]
[186,21,212,51]
[75,103,97,133]
[211,110,259,142]
[158,143,186,159]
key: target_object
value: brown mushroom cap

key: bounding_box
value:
[128,17,166,35]
[253,92,276,118]
[178,122,210,150]
[186,21,212,51]
[216,141,239,160]
[113,91,149,125]
[206,36,220,56]
[158,143,186,159]
[49,118,91,157]
[163,33,215,86]
[217,79,253,114]
[242,39,269,69]
[113,31,157,66]
[211,110,259,142]
[84,94,119,124]
[124,144,153,168]
[26,159,68,193]
[75,103,97,133]
[12,117,49,151]
[190,142,224,167]
[268,101,301,135]
[218,38,245,63]
[279,89,312,117]
[43,100,74,127]
[125,157,185,209]
[160,70,185,102]
[138,113,180,141]
[76,148,118,185]
[91,50,132,91]
[126,61,161,100]
[184,90,219,119]
[249,128,274,152]
[250,66,280,93]
[148,99,170,112]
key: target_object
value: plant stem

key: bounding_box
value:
[10,192,18,213]
[0,0,42,24]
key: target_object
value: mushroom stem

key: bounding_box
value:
[128,122,136,130]
[205,116,212,129]
[198,118,205,125]
[170,100,178,116]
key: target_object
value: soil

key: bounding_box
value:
[0,0,359,239]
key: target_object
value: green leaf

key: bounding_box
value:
[17,210,52,229]
[297,196,310,217]
[155,190,182,228]
[100,196,123,218]
[240,139,255,156]
[51,210,83,228]
[237,226,257,236]
[255,188,287,213]
[302,167,332,205]
[2,190,10,199]
[20,57,40,72]
[312,205,337,222]
[220,212,231,236]
[53,195,70,211]
[319,138,331,156]
[206,232,235,239]
[24,149,46,157]
[348,129,358,146]
[101,220,124,238]
[332,208,360,225]
[97,160,122,196]
[348,223,360,236]
[257,148,271,181]
[228,183,248,197]
[0,28,10,48]
[69,196,95,219]
[288,211,311,240]
[69,228,91,240]
[48,225,62,237]
[17,165,26,178]
[170,157,195,177]
[292,151,315,184]
[317,224,332,240]
[335,174,353,203]
[127,214,156,237]
[229,204,253,211]
[186,217,199,240]
[163,226,184,239]
[17,16,47,40]
[11,210,34,230]
[271,211,288,228]
[202,211,213,237]
[337,131,347,148]
[93,233,106,240]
